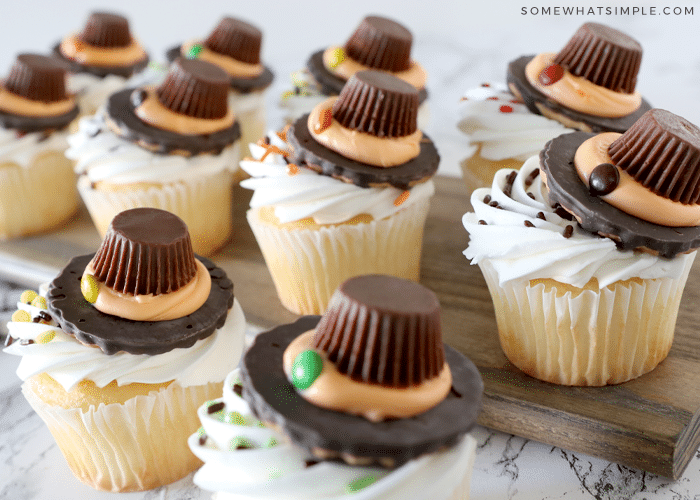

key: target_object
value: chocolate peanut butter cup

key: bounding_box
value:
[241,276,483,467]
[165,16,274,94]
[0,54,78,132]
[53,11,149,78]
[47,208,234,355]
[106,58,241,156]
[287,70,438,189]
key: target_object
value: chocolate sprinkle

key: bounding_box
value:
[304,459,320,468]
[563,225,574,238]
[483,194,492,204]
[525,168,540,187]
[503,171,518,198]
[32,311,52,323]
[233,384,243,397]
[553,204,575,221]
[478,220,487,225]
[20,339,34,346]
[537,212,546,220]
[524,220,535,228]
[527,192,535,200]
[489,201,499,208]
[4,335,13,347]
[207,402,226,414]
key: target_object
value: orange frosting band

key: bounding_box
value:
[181,40,264,79]
[575,132,700,227]
[0,88,75,117]
[84,258,211,321]
[60,33,147,68]
[308,97,422,168]
[323,46,427,90]
[525,52,642,118]
[135,87,235,135]
[283,330,452,423]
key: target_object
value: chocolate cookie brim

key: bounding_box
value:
[106,87,241,156]
[46,254,234,355]
[241,316,483,468]
[52,43,149,79]
[541,132,700,257]
[0,104,78,133]
[507,55,652,133]
[165,46,274,93]
[306,49,428,104]
[287,115,439,189]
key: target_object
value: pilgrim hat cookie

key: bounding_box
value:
[187,275,482,499]
[5,208,246,491]
[462,108,700,386]
[240,70,438,314]
[66,57,242,256]
[281,15,429,126]
[0,53,80,239]
[53,11,149,116]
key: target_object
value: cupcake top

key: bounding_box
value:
[507,22,652,133]
[53,11,149,78]
[166,16,274,94]
[241,275,483,467]
[0,53,78,133]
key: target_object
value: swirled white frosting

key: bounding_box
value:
[189,369,476,500]
[67,73,129,116]
[462,156,694,288]
[4,284,246,391]
[458,83,572,161]
[239,131,435,225]
[66,112,240,185]
[0,127,69,168]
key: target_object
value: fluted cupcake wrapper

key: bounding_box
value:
[77,163,237,257]
[22,380,223,492]
[247,197,430,315]
[479,254,695,386]
[0,150,79,240]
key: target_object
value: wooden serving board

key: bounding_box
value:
[0,177,698,479]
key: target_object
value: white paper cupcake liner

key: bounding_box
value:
[247,198,430,315]
[77,168,234,256]
[0,151,79,239]
[22,380,223,492]
[479,253,695,386]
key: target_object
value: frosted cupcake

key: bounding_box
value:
[52,11,149,118]
[463,109,700,386]
[166,16,274,161]
[67,58,241,256]
[4,208,246,491]
[458,22,651,191]
[0,53,80,239]
[242,70,438,314]
[190,275,483,499]
[281,15,428,127]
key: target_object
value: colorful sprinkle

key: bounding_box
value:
[346,475,378,493]
[36,330,56,344]
[291,350,323,390]
[394,190,410,207]
[206,401,225,414]
[30,295,47,310]
[224,411,247,425]
[326,47,346,69]
[314,108,333,134]
[486,96,499,101]
[265,437,279,448]
[187,43,203,59]
[229,437,253,450]
[287,164,300,176]
[80,274,99,304]
[259,143,290,162]
[19,290,38,304]
[281,89,295,101]
[499,105,514,113]
[538,63,565,86]
[11,310,31,323]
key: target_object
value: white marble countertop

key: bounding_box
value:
[1,1,699,498]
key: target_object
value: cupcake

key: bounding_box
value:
[463,108,700,386]
[0,53,80,239]
[4,208,246,491]
[241,70,438,314]
[66,57,241,256]
[52,11,149,117]
[280,15,429,127]
[189,275,483,499]
[166,16,274,161]
[458,22,651,191]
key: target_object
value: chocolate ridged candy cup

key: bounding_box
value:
[343,15,412,72]
[312,275,444,388]
[332,70,419,138]
[203,17,262,65]
[157,58,230,119]
[91,208,197,296]
[553,22,642,93]
[608,109,700,204]
[5,54,68,103]
[78,11,132,48]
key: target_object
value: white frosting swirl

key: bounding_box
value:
[189,369,476,500]
[458,83,572,161]
[67,73,129,116]
[0,127,69,168]
[462,156,695,288]
[239,131,435,225]
[4,285,246,391]
[66,112,240,185]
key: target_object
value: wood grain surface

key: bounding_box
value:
[0,177,698,478]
